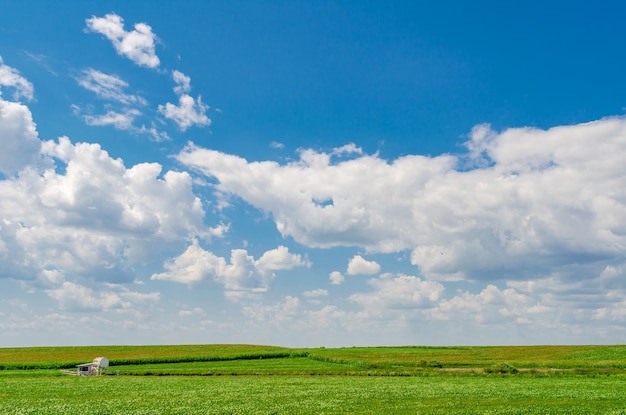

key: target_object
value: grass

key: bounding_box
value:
[2,344,626,414]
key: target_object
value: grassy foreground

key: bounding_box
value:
[2,344,626,414]
[2,376,626,414]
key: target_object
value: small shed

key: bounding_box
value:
[75,357,109,376]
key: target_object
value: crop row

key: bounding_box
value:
[0,351,308,370]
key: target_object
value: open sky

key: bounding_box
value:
[2,0,626,347]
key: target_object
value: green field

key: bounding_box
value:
[2,344,626,414]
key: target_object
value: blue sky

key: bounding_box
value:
[2,1,626,347]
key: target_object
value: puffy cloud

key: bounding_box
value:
[149,240,225,285]
[177,117,626,289]
[46,281,159,312]
[350,274,445,311]
[172,70,191,95]
[1,135,217,289]
[240,298,361,339]
[176,142,455,252]
[332,143,363,157]
[76,68,147,105]
[151,241,309,299]
[0,97,41,175]
[428,284,534,324]
[347,255,380,275]
[257,245,311,272]
[0,56,34,101]
[329,271,345,285]
[85,13,160,68]
[158,94,210,131]
[242,296,301,322]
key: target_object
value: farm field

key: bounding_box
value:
[1,344,626,414]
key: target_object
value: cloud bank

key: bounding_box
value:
[177,117,626,293]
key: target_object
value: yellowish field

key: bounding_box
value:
[0,344,291,366]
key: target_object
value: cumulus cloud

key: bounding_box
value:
[0,97,41,175]
[177,117,626,290]
[242,296,301,322]
[428,284,533,324]
[158,94,210,131]
[76,68,147,105]
[0,56,34,101]
[329,271,345,285]
[46,281,159,312]
[1,134,219,290]
[350,274,445,312]
[177,142,454,252]
[172,70,191,95]
[347,255,381,275]
[257,245,311,272]
[151,241,309,299]
[85,13,160,68]
[331,143,363,156]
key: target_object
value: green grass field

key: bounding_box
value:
[2,344,626,414]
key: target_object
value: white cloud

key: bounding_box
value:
[1,135,216,288]
[74,105,170,141]
[350,274,445,312]
[76,68,147,105]
[176,116,626,290]
[45,281,159,312]
[0,97,41,175]
[347,255,381,275]
[331,143,363,156]
[149,240,224,285]
[256,245,311,272]
[176,143,454,252]
[172,70,191,95]
[329,271,345,285]
[428,284,537,325]
[0,56,34,101]
[158,94,210,131]
[85,13,160,68]
[242,296,301,322]
[151,241,309,299]
[83,109,141,130]
[137,124,171,142]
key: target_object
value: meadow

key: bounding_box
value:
[1,344,626,414]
